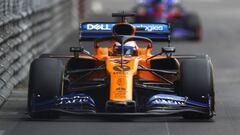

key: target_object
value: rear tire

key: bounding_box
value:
[186,13,202,41]
[179,55,215,119]
[28,58,63,119]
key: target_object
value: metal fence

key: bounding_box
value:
[0,0,79,105]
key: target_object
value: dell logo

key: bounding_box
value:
[87,24,112,31]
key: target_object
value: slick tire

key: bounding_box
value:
[179,55,215,119]
[186,13,202,41]
[28,58,63,119]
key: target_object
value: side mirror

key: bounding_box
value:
[70,47,84,53]
[146,46,176,61]
[70,47,85,58]
[70,47,92,58]
[162,47,176,54]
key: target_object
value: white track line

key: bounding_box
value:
[165,122,171,135]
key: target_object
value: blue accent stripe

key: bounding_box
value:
[186,100,209,108]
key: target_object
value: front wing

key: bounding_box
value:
[30,93,213,117]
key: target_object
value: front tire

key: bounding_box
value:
[28,58,63,119]
[179,55,215,119]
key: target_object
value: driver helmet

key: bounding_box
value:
[113,42,137,56]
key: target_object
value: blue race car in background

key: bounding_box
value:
[134,0,203,41]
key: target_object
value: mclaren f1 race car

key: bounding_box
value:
[133,0,203,41]
[27,13,215,119]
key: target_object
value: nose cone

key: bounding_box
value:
[106,57,139,101]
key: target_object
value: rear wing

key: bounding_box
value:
[80,22,171,42]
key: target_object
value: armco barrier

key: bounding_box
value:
[0,0,79,106]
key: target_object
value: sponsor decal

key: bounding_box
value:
[114,92,127,99]
[113,65,130,71]
[86,24,112,31]
[152,98,185,105]
[83,23,169,32]
[113,71,129,76]
[135,24,164,32]
[58,95,91,105]
[148,94,186,106]
[117,78,122,86]
[116,88,126,91]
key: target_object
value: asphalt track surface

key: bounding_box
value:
[1,0,240,135]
